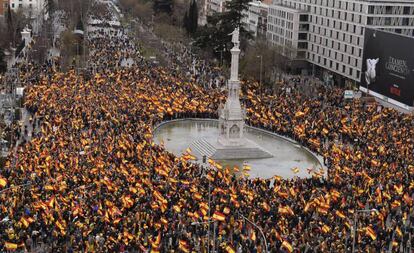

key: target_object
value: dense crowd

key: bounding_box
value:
[1,1,414,253]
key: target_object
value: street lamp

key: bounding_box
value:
[352,208,378,253]
[257,55,263,90]
[191,218,216,253]
[192,173,213,253]
[238,212,268,253]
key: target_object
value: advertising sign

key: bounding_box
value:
[361,29,414,107]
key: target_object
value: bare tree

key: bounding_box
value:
[119,0,154,24]
[240,39,283,86]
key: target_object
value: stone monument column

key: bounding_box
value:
[218,27,245,146]
[190,27,273,160]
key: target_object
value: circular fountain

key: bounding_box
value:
[153,119,324,179]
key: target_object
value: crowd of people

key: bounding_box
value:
[130,15,225,89]
[1,1,414,253]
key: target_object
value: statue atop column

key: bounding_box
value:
[231,27,240,47]
[217,27,244,146]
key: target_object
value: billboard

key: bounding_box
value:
[361,28,414,107]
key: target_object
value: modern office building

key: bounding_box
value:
[267,0,414,85]
[242,1,269,38]
[267,3,309,61]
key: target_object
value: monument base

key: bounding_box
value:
[190,138,273,160]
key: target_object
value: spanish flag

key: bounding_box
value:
[185,147,192,154]
[20,217,29,228]
[295,111,305,117]
[335,210,346,219]
[403,193,413,206]
[281,240,293,253]
[56,219,66,233]
[225,244,236,253]
[262,202,271,212]
[321,224,331,233]
[317,204,329,215]
[243,163,251,171]
[278,206,294,216]
[4,242,18,250]
[365,226,377,240]
[173,205,181,213]
[178,239,190,253]
[206,173,215,182]
[371,159,380,167]
[396,226,403,237]
[250,230,256,241]
[160,217,168,225]
[212,211,226,222]
[391,200,401,209]
[215,163,223,170]
[0,176,7,188]
[47,195,56,208]
[394,184,403,195]
[193,192,202,200]
[122,195,134,208]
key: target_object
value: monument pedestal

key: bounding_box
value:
[190,138,273,160]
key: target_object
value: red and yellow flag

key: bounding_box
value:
[0,176,7,188]
[212,211,226,222]
[4,242,18,250]
[365,226,377,240]
[225,244,236,253]
[281,240,293,253]
[178,239,190,253]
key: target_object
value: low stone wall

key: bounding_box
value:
[153,117,327,172]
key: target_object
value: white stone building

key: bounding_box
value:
[242,1,269,38]
[267,3,309,60]
[267,0,414,84]
[9,0,45,18]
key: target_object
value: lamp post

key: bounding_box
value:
[207,179,211,253]
[257,55,263,91]
[194,171,213,253]
[191,219,216,252]
[238,212,268,253]
[352,208,378,253]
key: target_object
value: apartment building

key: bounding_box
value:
[267,4,309,60]
[242,1,269,38]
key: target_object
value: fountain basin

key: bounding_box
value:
[153,119,324,179]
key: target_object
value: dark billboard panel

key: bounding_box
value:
[361,28,414,107]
